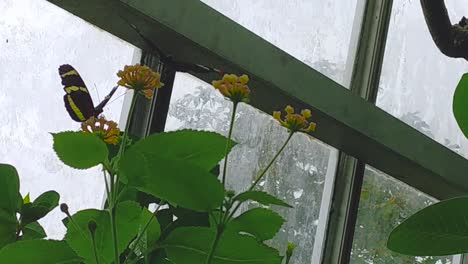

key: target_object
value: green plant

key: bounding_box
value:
[0,65,317,264]
[387,73,468,256]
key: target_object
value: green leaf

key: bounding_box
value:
[163,227,281,264]
[119,132,227,212]
[388,196,468,255]
[453,73,468,138]
[21,191,59,226]
[235,191,292,208]
[23,193,30,204]
[227,208,285,241]
[65,201,142,264]
[136,208,161,254]
[0,240,82,264]
[52,131,108,169]
[0,164,20,213]
[125,130,236,170]
[0,164,20,248]
[0,209,17,250]
[22,222,46,240]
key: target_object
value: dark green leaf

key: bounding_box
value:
[235,191,292,208]
[0,209,17,250]
[120,147,225,212]
[22,222,46,240]
[227,208,285,241]
[0,164,20,213]
[453,73,468,138]
[125,130,235,170]
[21,191,59,225]
[163,227,281,264]
[0,164,20,248]
[388,196,468,255]
[0,240,82,264]
[52,131,108,169]
[65,201,142,264]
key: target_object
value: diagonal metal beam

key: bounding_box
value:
[47,0,468,199]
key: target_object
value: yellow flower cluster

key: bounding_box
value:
[212,74,250,103]
[81,116,120,145]
[117,64,164,99]
[273,105,316,133]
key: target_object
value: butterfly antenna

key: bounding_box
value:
[120,15,170,62]
[107,90,130,106]
[94,85,119,115]
[93,83,101,102]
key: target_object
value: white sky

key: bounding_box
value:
[0,0,135,238]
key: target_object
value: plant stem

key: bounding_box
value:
[123,202,164,264]
[227,132,294,221]
[218,102,238,224]
[222,102,238,186]
[103,170,111,206]
[206,226,223,264]
[118,93,137,159]
[91,233,100,264]
[109,206,120,264]
[113,93,138,201]
[249,132,293,191]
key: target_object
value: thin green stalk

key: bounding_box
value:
[222,102,238,185]
[123,202,165,264]
[109,206,120,264]
[117,93,138,160]
[227,132,294,221]
[103,170,111,206]
[206,226,223,264]
[218,102,238,224]
[91,233,100,264]
[248,132,293,191]
[113,93,138,201]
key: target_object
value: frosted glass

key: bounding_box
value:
[200,0,359,86]
[0,0,135,238]
[377,0,468,157]
[166,72,338,263]
[351,166,456,264]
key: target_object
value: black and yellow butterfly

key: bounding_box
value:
[59,64,118,122]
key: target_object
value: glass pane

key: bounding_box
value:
[200,0,360,86]
[0,0,135,238]
[351,166,457,264]
[377,0,468,157]
[166,72,339,263]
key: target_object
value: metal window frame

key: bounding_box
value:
[46,0,468,262]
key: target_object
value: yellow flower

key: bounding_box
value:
[273,105,317,133]
[81,116,121,145]
[117,64,164,99]
[212,74,250,103]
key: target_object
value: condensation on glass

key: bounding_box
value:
[351,166,457,264]
[377,0,468,158]
[166,73,339,264]
[200,0,360,87]
[0,0,135,238]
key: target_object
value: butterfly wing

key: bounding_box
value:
[59,64,95,122]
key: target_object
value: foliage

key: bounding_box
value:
[387,73,468,257]
[0,67,313,263]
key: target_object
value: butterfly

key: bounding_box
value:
[59,64,118,122]
[122,17,224,75]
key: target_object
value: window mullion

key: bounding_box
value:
[322,0,394,263]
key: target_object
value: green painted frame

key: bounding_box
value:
[47,0,468,200]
